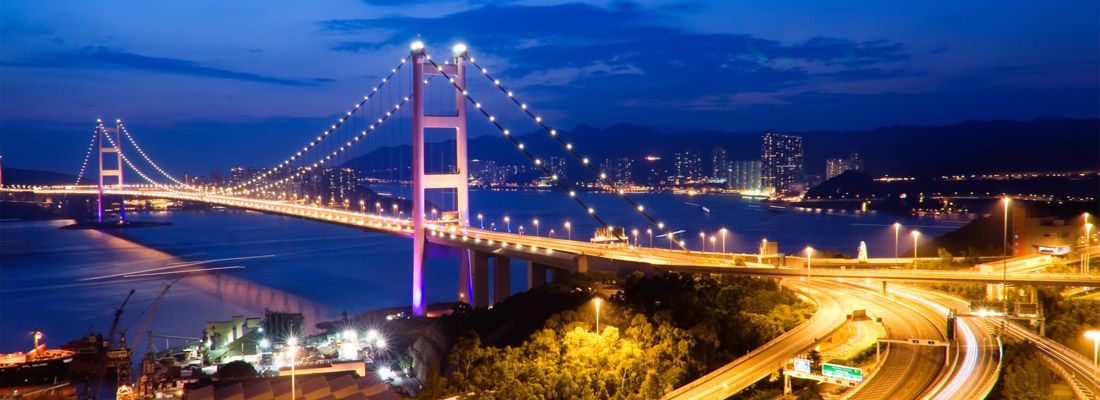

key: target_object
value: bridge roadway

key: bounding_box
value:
[23,187,1100,287]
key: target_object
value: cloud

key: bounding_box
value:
[3,46,331,86]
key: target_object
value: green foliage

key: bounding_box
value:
[214,360,257,381]
[988,343,1073,400]
[1043,298,1100,357]
[433,311,695,399]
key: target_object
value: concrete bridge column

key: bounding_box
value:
[458,250,472,304]
[473,251,490,308]
[528,262,548,289]
[493,255,511,304]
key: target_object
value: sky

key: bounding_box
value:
[1,0,1097,175]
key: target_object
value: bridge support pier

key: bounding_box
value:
[528,262,548,289]
[472,252,490,308]
[493,255,511,304]
[881,281,888,295]
[458,249,472,304]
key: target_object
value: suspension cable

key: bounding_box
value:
[221,56,411,193]
[117,120,199,191]
[97,123,188,194]
[243,94,412,195]
[74,125,99,185]
[464,56,684,248]
[425,58,621,236]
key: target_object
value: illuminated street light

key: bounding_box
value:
[805,247,814,279]
[1002,197,1011,336]
[647,229,653,247]
[911,230,921,267]
[720,228,728,253]
[699,231,705,251]
[504,216,511,232]
[1085,212,1093,274]
[533,218,540,236]
[287,337,299,400]
[893,222,901,263]
[710,236,716,252]
[632,229,639,247]
[564,221,572,240]
[594,297,603,333]
[477,213,484,229]
[259,338,271,349]
[1085,330,1100,371]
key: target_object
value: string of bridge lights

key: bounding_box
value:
[239,95,412,196]
[97,121,189,195]
[220,56,412,194]
[423,53,620,236]
[117,120,198,191]
[462,55,684,249]
[74,126,99,186]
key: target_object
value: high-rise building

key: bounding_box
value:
[761,132,803,192]
[600,157,634,185]
[674,151,703,183]
[730,160,762,191]
[825,152,864,180]
[547,156,567,181]
[711,147,728,182]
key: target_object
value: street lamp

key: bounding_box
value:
[504,216,511,232]
[1085,330,1100,371]
[391,204,398,218]
[632,229,639,247]
[699,231,705,251]
[720,228,728,253]
[1084,213,1093,274]
[911,230,921,267]
[478,213,484,229]
[893,222,901,263]
[647,229,653,247]
[710,236,716,252]
[533,218,540,236]
[564,221,572,240]
[805,247,813,279]
[1002,197,1011,335]
[287,337,299,400]
[594,297,603,333]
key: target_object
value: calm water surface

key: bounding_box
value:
[1,189,968,352]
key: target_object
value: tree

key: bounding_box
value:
[215,360,257,381]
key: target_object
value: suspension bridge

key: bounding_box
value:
[4,41,1098,320]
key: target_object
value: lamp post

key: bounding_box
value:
[699,232,705,252]
[564,221,572,240]
[1085,330,1100,371]
[391,204,398,219]
[805,247,813,279]
[594,297,603,333]
[287,337,298,400]
[1002,197,1010,335]
[720,228,728,253]
[911,230,921,267]
[710,236,717,252]
[647,229,653,247]
[632,229,639,247]
[1084,213,1092,274]
[533,218,540,236]
[477,213,484,229]
[504,216,511,232]
[893,222,901,263]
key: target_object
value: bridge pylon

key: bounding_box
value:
[410,42,472,316]
[97,119,126,223]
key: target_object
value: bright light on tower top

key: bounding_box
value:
[452,43,468,56]
[410,41,425,52]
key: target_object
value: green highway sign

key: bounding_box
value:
[822,363,863,382]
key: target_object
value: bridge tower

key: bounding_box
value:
[409,42,472,316]
[97,119,126,223]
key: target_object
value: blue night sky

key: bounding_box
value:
[1,1,1097,175]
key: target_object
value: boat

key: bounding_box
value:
[0,331,76,388]
[684,202,711,214]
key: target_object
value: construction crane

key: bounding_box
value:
[123,277,181,389]
[91,289,134,399]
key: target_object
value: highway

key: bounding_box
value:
[660,280,850,400]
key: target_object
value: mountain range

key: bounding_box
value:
[342,117,1099,180]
